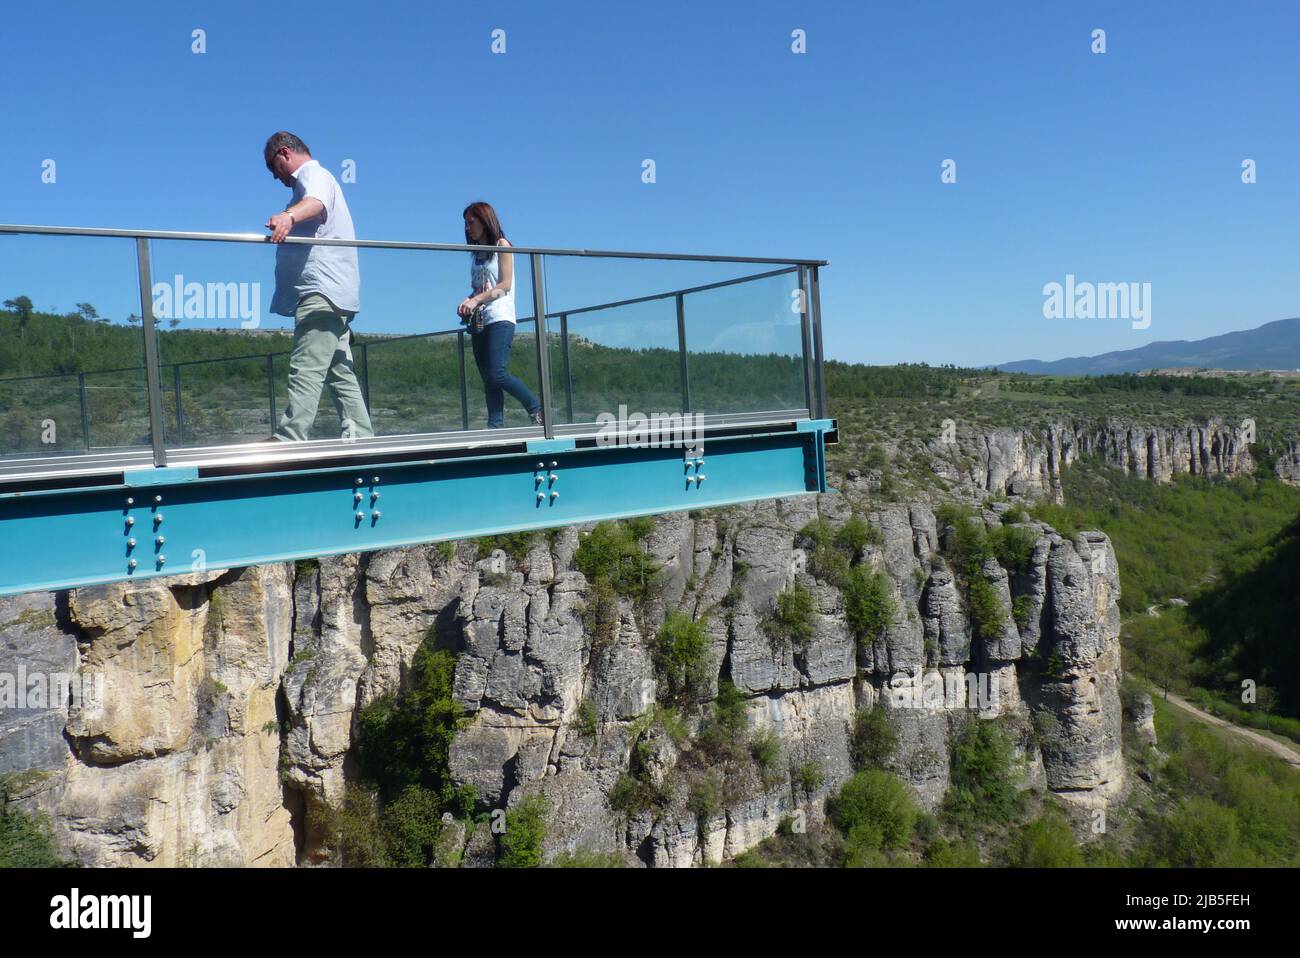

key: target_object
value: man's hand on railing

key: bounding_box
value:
[265,212,295,243]
[265,197,326,243]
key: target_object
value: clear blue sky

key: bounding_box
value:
[2,0,1296,367]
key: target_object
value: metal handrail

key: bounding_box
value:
[0,223,829,267]
[0,224,828,479]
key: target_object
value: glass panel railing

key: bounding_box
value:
[542,257,811,426]
[550,296,682,425]
[144,240,545,445]
[144,238,279,446]
[0,233,152,461]
[682,267,807,415]
[0,226,824,479]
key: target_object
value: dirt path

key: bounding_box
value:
[1163,691,1300,769]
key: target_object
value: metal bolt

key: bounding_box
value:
[154,495,162,504]
[372,476,380,484]
[371,491,380,501]
[125,497,134,506]
[536,461,545,470]
[535,475,543,485]
[125,516,135,527]
[548,473,558,483]
[128,559,137,570]
[354,492,362,502]
[154,514,163,524]
[356,477,364,486]
[157,555,166,565]
[155,536,165,546]
[550,491,559,500]
[550,460,558,468]
[372,510,382,520]
[127,538,136,548]
[356,511,365,521]
[536,492,545,502]
[697,475,707,483]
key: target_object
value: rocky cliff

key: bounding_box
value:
[0,484,1125,867]
[893,418,1260,502]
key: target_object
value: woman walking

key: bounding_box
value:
[458,201,543,428]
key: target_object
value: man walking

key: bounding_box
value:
[263,131,374,442]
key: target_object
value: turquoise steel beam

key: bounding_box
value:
[0,422,834,597]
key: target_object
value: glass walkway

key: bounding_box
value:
[0,224,834,595]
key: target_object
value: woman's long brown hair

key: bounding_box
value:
[464,201,506,260]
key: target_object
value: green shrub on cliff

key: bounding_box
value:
[0,802,67,868]
[829,770,919,865]
[1005,806,1082,867]
[653,611,714,704]
[843,565,895,648]
[499,794,550,868]
[942,719,1025,827]
[574,521,661,599]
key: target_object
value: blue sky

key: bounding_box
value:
[1,0,1297,367]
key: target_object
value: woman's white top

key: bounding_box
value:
[470,243,516,326]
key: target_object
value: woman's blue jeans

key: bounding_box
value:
[471,320,539,428]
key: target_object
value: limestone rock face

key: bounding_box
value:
[0,567,295,867]
[1,486,1130,867]
[1275,441,1300,486]
[927,418,1258,503]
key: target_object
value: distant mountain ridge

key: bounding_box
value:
[998,318,1300,375]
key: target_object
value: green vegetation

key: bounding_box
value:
[1106,695,1300,866]
[581,577,621,650]
[749,728,783,780]
[849,706,899,771]
[573,521,661,600]
[797,761,824,795]
[1033,458,1300,718]
[843,565,895,649]
[476,531,539,562]
[499,794,549,868]
[329,632,475,867]
[934,504,1011,642]
[575,697,599,739]
[828,770,919,866]
[925,837,983,867]
[1004,806,1083,867]
[552,846,626,867]
[652,611,714,705]
[942,720,1025,826]
[0,801,67,868]
[767,583,816,649]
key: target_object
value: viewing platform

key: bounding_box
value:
[0,224,834,596]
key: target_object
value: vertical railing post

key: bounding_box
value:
[558,313,574,425]
[172,363,184,447]
[529,254,555,438]
[809,265,828,419]
[798,266,815,415]
[266,353,276,430]
[135,237,168,466]
[77,372,91,452]
[675,293,691,414]
[457,330,469,431]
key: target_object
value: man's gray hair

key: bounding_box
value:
[264,131,310,163]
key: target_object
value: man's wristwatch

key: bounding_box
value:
[287,212,296,226]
